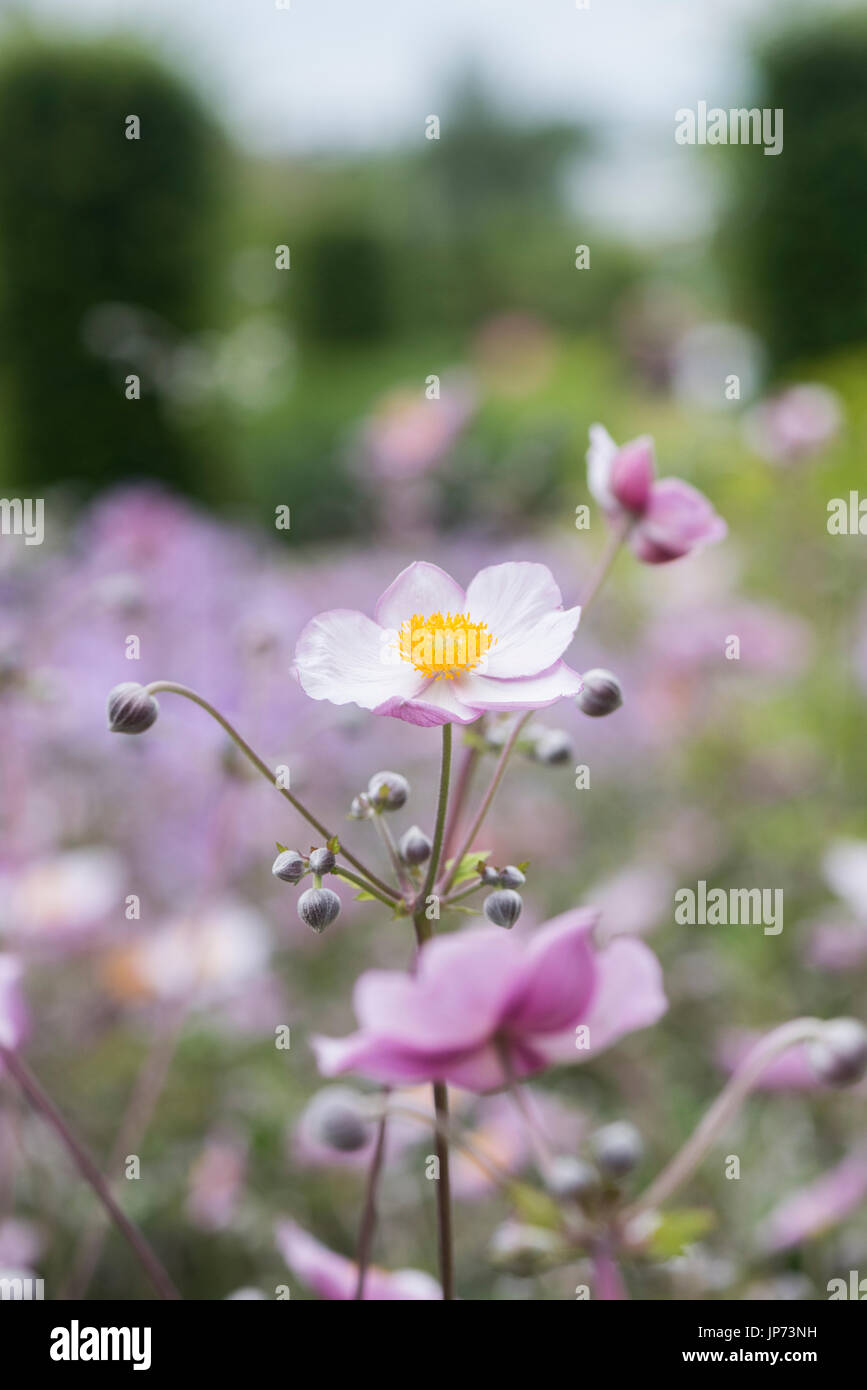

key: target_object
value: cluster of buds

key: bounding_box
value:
[548,1121,643,1204]
[481,864,526,929]
[272,844,341,933]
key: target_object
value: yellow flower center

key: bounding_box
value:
[397,611,495,680]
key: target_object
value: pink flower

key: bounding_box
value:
[0,956,28,1052]
[744,384,842,465]
[312,909,667,1093]
[275,1221,441,1300]
[293,560,583,727]
[587,425,726,564]
[758,1152,867,1253]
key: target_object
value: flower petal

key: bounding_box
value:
[293,608,423,709]
[587,423,619,509]
[610,436,655,513]
[500,909,599,1036]
[632,478,727,564]
[374,676,481,726]
[374,561,465,630]
[455,661,583,712]
[465,562,581,677]
[534,937,667,1066]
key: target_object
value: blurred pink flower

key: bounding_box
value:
[451,1091,586,1199]
[805,918,867,973]
[0,956,28,1051]
[0,848,123,954]
[275,1221,441,1300]
[362,378,475,482]
[758,1151,867,1252]
[293,560,583,727]
[186,1137,247,1232]
[312,908,666,1092]
[587,425,726,564]
[744,384,842,465]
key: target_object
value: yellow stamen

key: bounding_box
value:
[397,611,495,680]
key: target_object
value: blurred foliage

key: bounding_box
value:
[726,10,867,370]
[0,37,227,495]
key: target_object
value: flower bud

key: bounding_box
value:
[367,770,409,811]
[107,682,159,734]
[308,847,336,875]
[531,728,574,765]
[576,668,623,718]
[481,865,501,886]
[483,889,523,929]
[499,865,526,889]
[349,793,373,820]
[272,849,306,883]
[399,825,432,866]
[318,1103,371,1154]
[545,1156,599,1202]
[807,1018,867,1086]
[488,1220,562,1276]
[591,1121,643,1177]
[298,887,341,933]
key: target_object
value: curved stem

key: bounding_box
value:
[438,713,531,896]
[626,1018,826,1220]
[1,1047,180,1301]
[143,681,397,901]
[354,1104,389,1300]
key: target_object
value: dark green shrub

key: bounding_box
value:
[0,38,224,492]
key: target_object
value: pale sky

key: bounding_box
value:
[16,0,848,238]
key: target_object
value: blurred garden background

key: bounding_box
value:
[1,0,867,1299]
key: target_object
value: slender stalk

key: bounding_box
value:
[579,517,631,613]
[506,1078,556,1180]
[626,1018,826,1219]
[417,723,453,912]
[438,713,531,896]
[372,814,413,899]
[411,723,455,1300]
[354,1105,389,1300]
[1,1047,180,1300]
[143,681,397,901]
[63,1001,186,1299]
[439,741,480,869]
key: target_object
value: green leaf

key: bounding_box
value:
[275,841,288,853]
[516,860,530,874]
[353,889,376,902]
[646,1208,716,1259]
[327,834,340,853]
[445,904,480,916]
[444,849,491,887]
[507,1181,563,1231]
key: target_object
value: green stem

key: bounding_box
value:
[626,1018,826,1220]
[1,1047,180,1301]
[354,1103,389,1300]
[143,681,397,901]
[412,723,454,1300]
[333,868,398,910]
[438,713,531,896]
